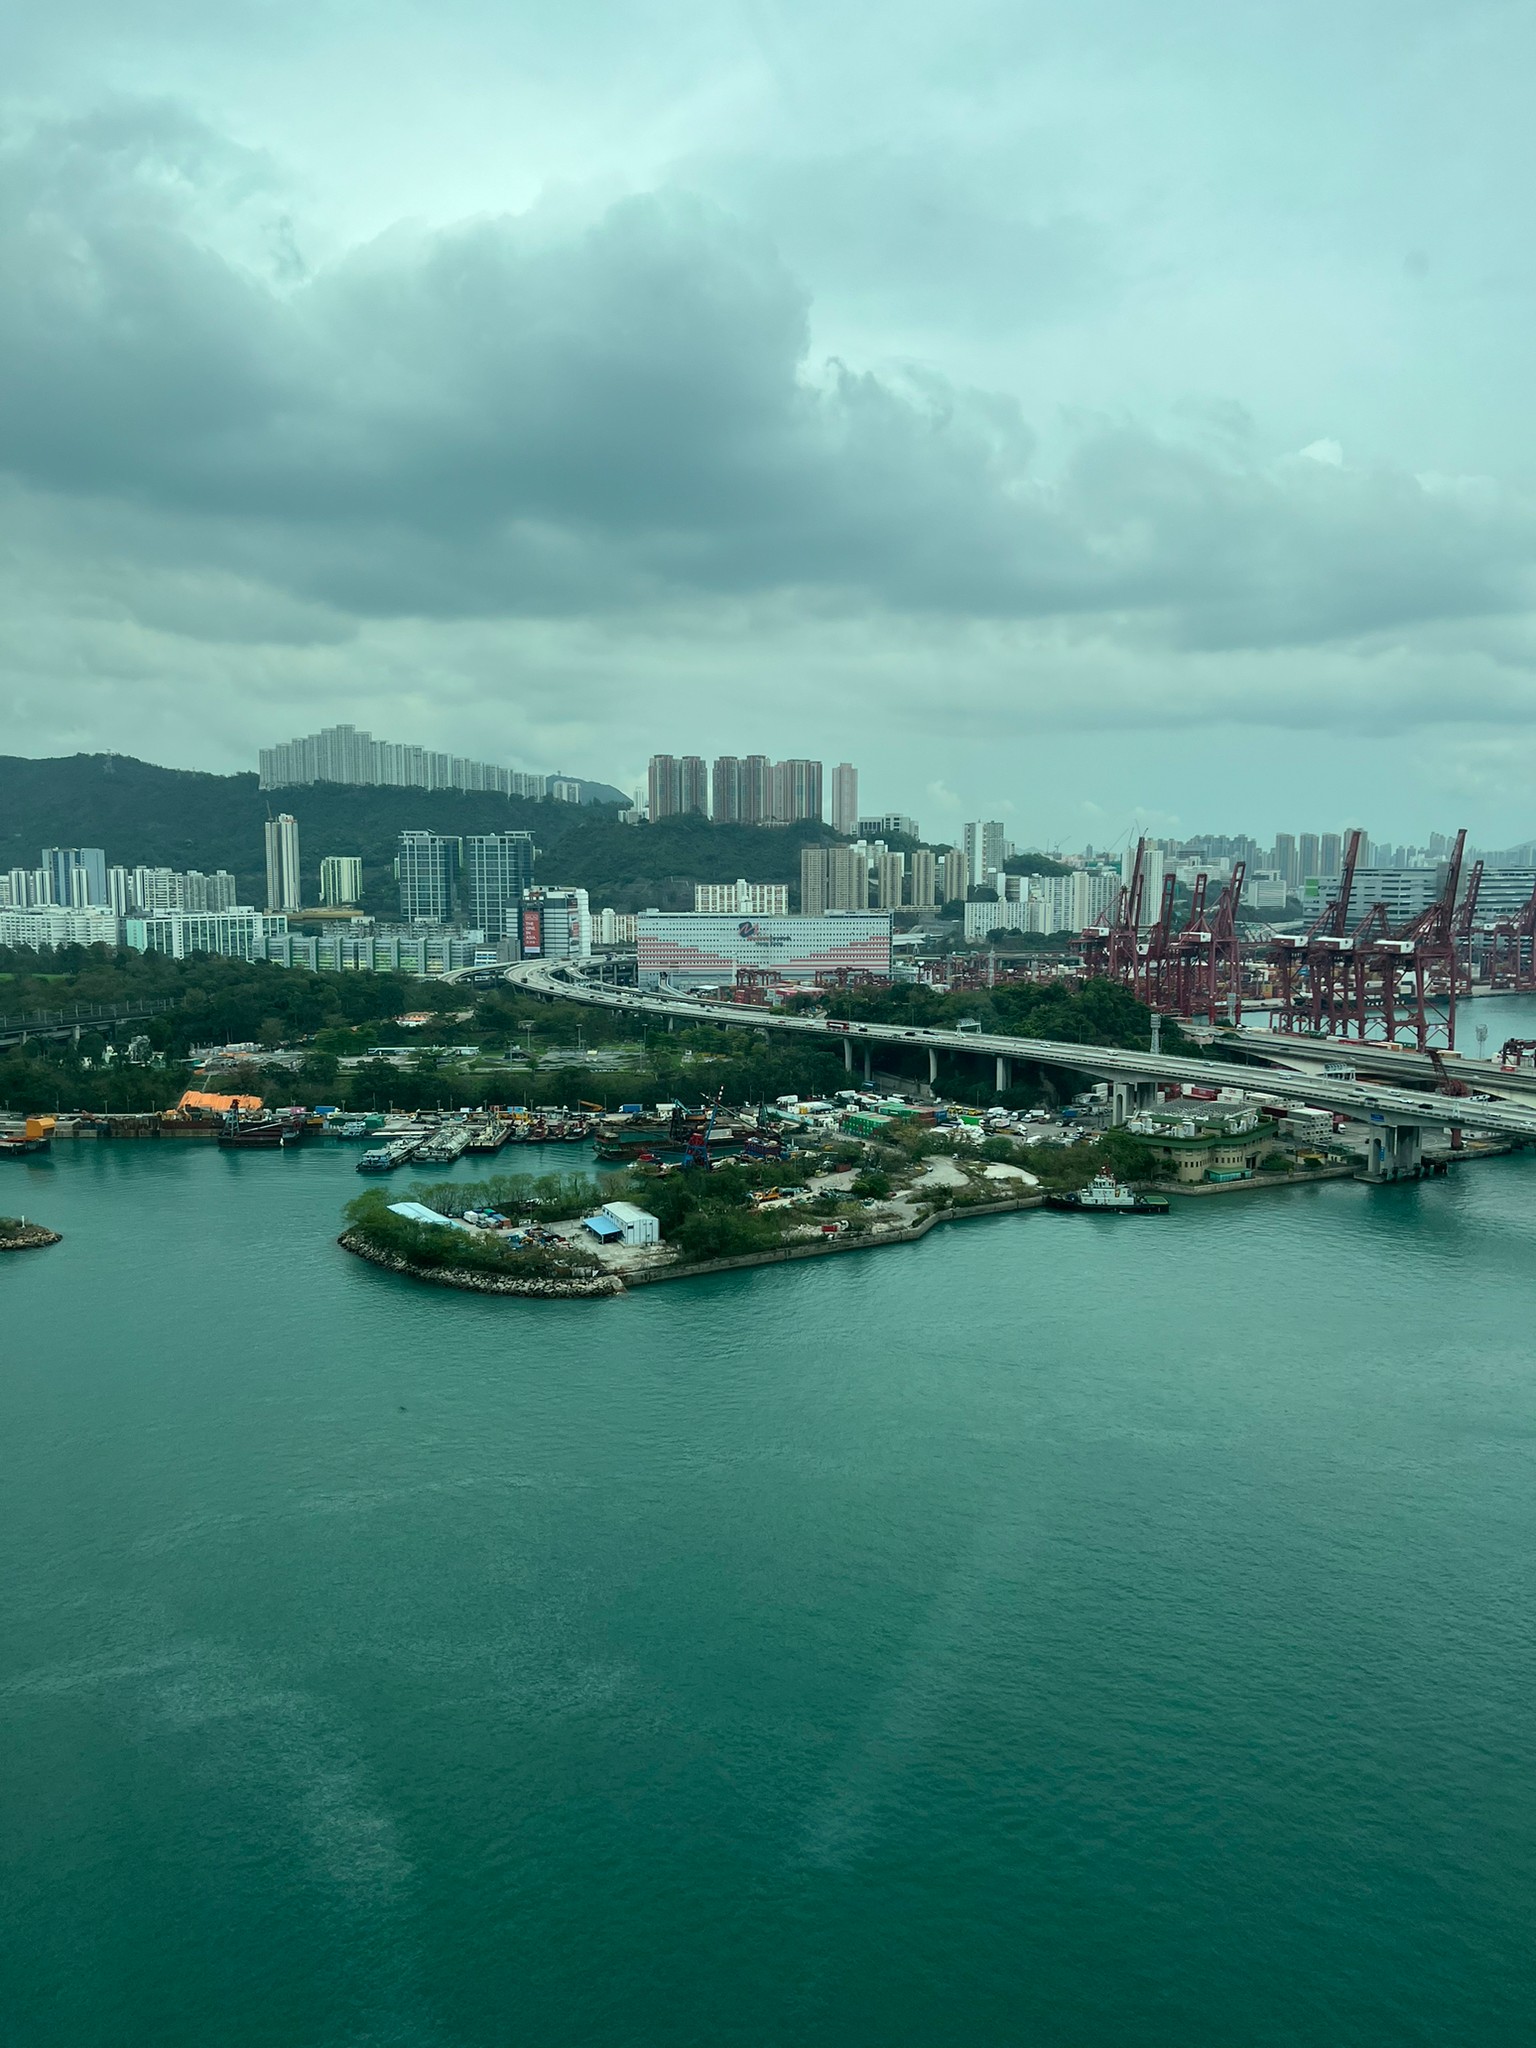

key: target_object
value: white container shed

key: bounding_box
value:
[600,1201,660,1247]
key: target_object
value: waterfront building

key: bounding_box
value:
[1123,1103,1279,1184]
[462,832,535,937]
[597,1202,661,1247]
[264,814,302,912]
[636,911,892,989]
[319,856,364,908]
[396,831,459,922]
[801,846,871,914]
[519,886,591,962]
[830,763,859,837]
[693,880,790,915]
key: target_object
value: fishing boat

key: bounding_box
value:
[1044,1170,1168,1215]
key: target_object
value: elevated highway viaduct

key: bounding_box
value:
[1186,1023,1536,1106]
[498,962,1536,1183]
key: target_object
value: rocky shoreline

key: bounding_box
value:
[0,1221,62,1251]
[338,1229,624,1297]
[339,1195,1043,1299]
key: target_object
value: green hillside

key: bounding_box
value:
[0,754,851,914]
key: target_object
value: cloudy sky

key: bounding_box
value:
[3,0,1533,846]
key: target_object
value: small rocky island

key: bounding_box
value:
[0,1216,62,1251]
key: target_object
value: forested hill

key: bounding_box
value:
[0,754,848,914]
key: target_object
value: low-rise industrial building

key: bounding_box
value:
[1125,1104,1280,1184]
[596,1202,660,1246]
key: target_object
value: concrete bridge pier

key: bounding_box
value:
[1109,1078,1157,1126]
[928,1047,939,1085]
[863,1045,873,1085]
[1362,1121,1424,1182]
[843,1038,853,1072]
[995,1054,1012,1093]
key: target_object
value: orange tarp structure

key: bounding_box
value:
[172,1089,264,1116]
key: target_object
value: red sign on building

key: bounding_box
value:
[520,908,543,957]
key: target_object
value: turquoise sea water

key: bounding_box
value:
[4,1134,1536,2046]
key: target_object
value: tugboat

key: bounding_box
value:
[1045,1169,1168,1215]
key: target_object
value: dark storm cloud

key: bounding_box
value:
[0,103,1531,650]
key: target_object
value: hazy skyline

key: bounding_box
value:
[3,0,1534,843]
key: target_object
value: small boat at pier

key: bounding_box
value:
[1044,1170,1167,1215]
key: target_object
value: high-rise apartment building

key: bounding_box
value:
[396,831,459,922]
[1299,832,1321,881]
[771,759,823,825]
[800,846,870,913]
[741,755,771,824]
[99,865,234,914]
[43,847,107,908]
[1122,841,1167,923]
[936,850,968,906]
[909,848,937,911]
[964,822,1005,888]
[1272,834,1298,888]
[709,754,777,823]
[260,723,551,799]
[647,755,708,819]
[648,755,680,819]
[874,851,906,910]
[319,856,364,908]
[712,757,744,823]
[830,763,859,836]
[1319,833,1343,879]
[264,814,302,912]
[461,832,535,937]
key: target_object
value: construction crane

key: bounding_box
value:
[683,1088,727,1169]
